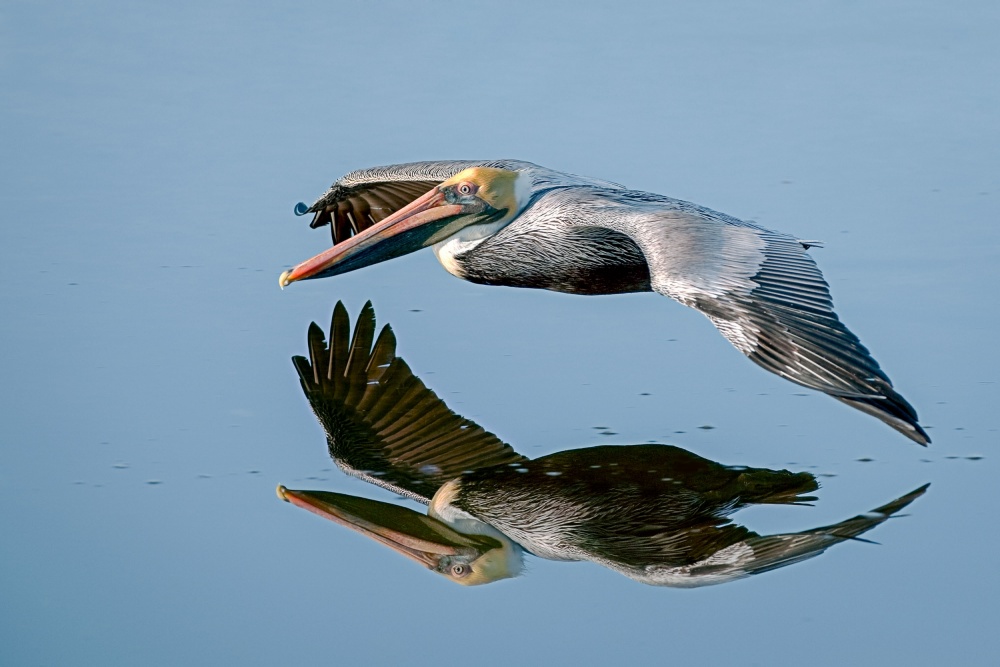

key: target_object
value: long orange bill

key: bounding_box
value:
[277,486,491,569]
[279,187,462,287]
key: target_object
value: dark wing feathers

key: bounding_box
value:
[309,180,441,243]
[723,483,929,579]
[632,483,928,586]
[532,188,926,444]
[294,301,527,503]
[633,203,929,444]
[716,234,927,443]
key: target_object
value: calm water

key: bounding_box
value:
[2,2,998,665]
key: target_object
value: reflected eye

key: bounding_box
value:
[451,563,469,577]
[457,182,476,196]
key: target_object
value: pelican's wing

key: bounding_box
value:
[293,301,527,504]
[637,483,928,587]
[556,187,928,444]
[301,159,625,244]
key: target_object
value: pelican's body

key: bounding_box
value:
[434,188,654,295]
[424,444,829,587]
[278,303,928,586]
[280,160,928,444]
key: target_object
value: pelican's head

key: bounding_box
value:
[279,167,528,287]
[277,485,522,586]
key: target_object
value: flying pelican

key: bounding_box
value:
[279,160,928,445]
[278,301,928,586]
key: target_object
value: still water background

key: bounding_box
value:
[2,1,997,664]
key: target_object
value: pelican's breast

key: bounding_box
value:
[439,189,653,295]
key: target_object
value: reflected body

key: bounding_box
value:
[280,160,928,444]
[278,302,927,586]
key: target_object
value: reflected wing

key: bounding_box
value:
[640,483,929,587]
[550,187,928,444]
[301,159,626,244]
[293,301,527,504]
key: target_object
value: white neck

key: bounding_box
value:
[432,235,485,278]
[430,171,531,278]
[429,480,524,577]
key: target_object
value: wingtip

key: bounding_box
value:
[897,423,931,447]
[359,300,376,321]
[868,483,930,517]
[331,300,350,326]
[306,320,325,340]
[832,395,931,447]
[902,420,931,446]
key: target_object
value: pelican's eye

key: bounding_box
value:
[450,563,470,578]
[456,182,477,197]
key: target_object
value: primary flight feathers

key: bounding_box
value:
[292,301,526,504]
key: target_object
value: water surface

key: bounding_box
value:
[2,2,997,665]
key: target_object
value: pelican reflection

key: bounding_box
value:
[279,302,927,586]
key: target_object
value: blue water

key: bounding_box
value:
[2,1,997,664]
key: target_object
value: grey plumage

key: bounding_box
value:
[291,160,928,444]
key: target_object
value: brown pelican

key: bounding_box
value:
[278,302,928,586]
[278,160,928,445]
